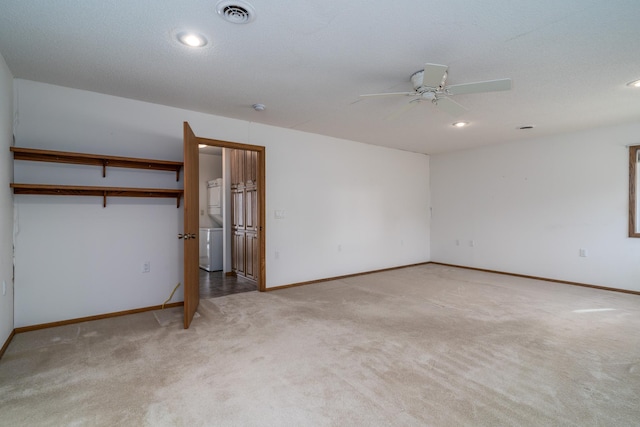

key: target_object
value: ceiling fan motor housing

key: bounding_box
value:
[411,69,448,91]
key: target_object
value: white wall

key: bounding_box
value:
[13,79,430,327]
[253,122,430,285]
[636,150,640,229]
[0,53,14,345]
[431,123,640,292]
[198,153,222,228]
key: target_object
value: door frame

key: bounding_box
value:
[196,136,266,291]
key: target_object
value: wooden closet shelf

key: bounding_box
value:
[10,147,184,181]
[10,184,184,208]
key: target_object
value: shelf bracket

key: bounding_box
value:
[176,195,181,208]
[103,191,107,208]
[102,160,108,178]
[176,167,181,182]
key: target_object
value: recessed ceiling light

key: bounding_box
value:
[216,1,256,24]
[627,79,640,88]
[252,103,266,111]
[177,32,208,47]
[452,121,468,128]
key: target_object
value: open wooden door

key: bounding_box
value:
[182,122,200,328]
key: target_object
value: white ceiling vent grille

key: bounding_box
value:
[216,1,256,24]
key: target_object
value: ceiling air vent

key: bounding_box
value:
[216,1,256,24]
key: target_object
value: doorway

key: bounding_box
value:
[193,137,266,293]
[198,147,259,298]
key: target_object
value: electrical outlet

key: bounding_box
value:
[579,248,588,257]
[142,261,151,273]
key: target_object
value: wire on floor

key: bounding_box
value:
[162,283,181,309]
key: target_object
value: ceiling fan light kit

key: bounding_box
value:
[627,79,640,88]
[361,63,512,119]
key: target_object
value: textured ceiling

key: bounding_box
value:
[1,0,639,154]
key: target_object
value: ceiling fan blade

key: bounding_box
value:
[446,78,512,95]
[434,96,468,117]
[360,91,417,98]
[386,99,421,121]
[422,63,448,88]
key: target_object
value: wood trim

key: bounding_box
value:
[0,329,16,360]
[258,149,266,291]
[630,145,639,238]
[11,146,183,180]
[266,261,640,296]
[198,137,267,292]
[265,262,431,291]
[196,137,265,152]
[429,262,640,296]
[13,302,184,334]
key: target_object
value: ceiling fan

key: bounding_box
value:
[360,63,512,117]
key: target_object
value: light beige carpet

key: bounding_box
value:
[1,264,639,426]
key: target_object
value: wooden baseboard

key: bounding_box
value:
[0,329,16,360]
[265,262,430,292]
[429,262,640,296]
[14,301,185,334]
[265,261,639,296]
[9,262,635,339]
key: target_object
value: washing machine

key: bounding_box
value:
[199,227,223,272]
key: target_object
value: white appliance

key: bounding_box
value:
[207,178,223,227]
[199,227,223,272]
